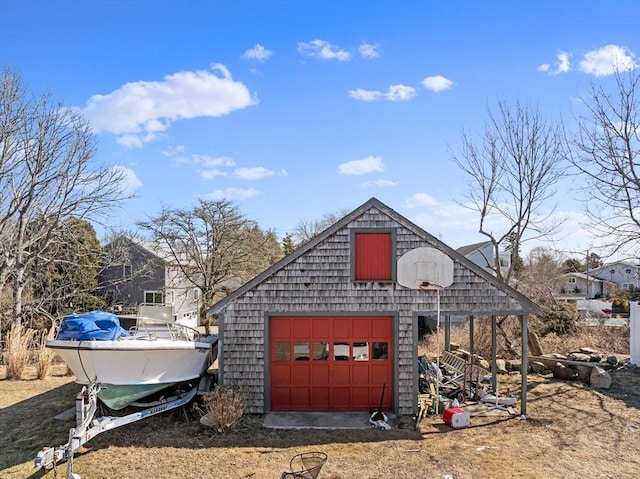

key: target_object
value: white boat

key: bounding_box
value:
[47,305,218,409]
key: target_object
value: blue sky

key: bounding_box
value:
[1,0,639,259]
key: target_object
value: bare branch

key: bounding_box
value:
[564,69,640,256]
[450,99,566,281]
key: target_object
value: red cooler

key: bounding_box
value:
[443,407,470,429]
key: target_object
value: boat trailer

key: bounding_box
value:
[34,381,198,479]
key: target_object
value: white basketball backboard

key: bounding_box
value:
[397,247,454,290]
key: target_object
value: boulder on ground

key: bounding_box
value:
[568,352,592,362]
[553,362,577,380]
[576,365,592,381]
[530,361,547,373]
[590,366,612,389]
[606,356,618,367]
[478,358,490,370]
[528,331,544,357]
[576,347,599,355]
[495,359,508,374]
[536,353,568,369]
[507,359,522,372]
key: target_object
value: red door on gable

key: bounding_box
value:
[270,316,393,412]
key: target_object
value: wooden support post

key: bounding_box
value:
[491,315,497,393]
[445,315,451,352]
[469,315,475,360]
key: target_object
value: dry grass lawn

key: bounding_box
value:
[1,360,639,479]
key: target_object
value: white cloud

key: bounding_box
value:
[404,193,438,208]
[579,44,638,77]
[556,51,571,73]
[162,148,236,179]
[162,145,186,157]
[350,84,416,102]
[113,165,143,195]
[199,169,228,180]
[196,156,235,179]
[82,64,257,147]
[360,179,398,188]
[297,39,350,61]
[338,156,384,175]
[387,84,416,101]
[348,89,383,102]
[540,50,572,75]
[421,75,453,92]
[233,167,287,180]
[201,187,261,201]
[195,155,235,168]
[242,43,273,61]
[165,149,235,168]
[359,42,380,58]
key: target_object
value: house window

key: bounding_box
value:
[193,289,200,301]
[351,230,395,282]
[144,291,164,303]
[623,283,634,290]
[568,277,576,284]
[123,264,132,277]
[625,268,632,274]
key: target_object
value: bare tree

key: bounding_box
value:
[517,247,566,303]
[451,100,566,282]
[519,247,580,336]
[292,209,350,246]
[138,199,283,314]
[564,69,639,257]
[0,67,129,326]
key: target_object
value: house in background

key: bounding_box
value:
[559,272,615,299]
[207,198,541,417]
[588,260,640,292]
[98,236,201,323]
[456,240,511,277]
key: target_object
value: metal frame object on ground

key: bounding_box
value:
[34,381,198,479]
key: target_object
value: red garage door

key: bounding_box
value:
[270,316,393,412]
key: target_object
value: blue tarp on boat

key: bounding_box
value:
[57,310,130,341]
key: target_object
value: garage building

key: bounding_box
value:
[207,198,541,416]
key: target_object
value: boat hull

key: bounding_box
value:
[47,338,213,385]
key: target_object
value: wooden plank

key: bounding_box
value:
[528,355,613,369]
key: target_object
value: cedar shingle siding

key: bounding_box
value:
[209,198,540,415]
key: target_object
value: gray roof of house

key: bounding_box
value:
[456,240,492,257]
[207,197,542,316]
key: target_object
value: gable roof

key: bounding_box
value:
[456,240,492,257]
[590,260,639,273]
[102,235,163,261]
[207,197,542,316]
[103,235,184,265]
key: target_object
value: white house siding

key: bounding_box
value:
[165,265,199,323]
[216,205,534,415]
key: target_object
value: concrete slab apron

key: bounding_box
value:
[263,412,396,430]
